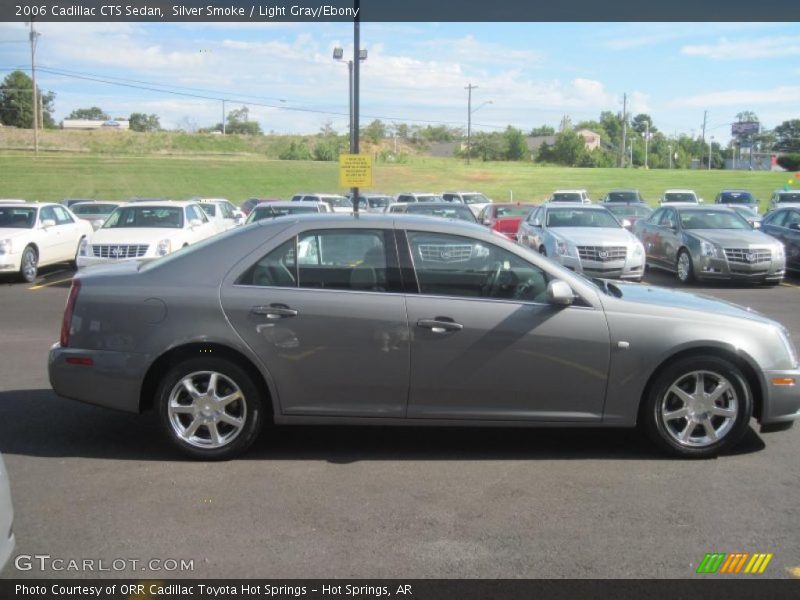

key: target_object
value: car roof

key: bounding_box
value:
[253,211,489,232]
[194,198,231,203]
[123,201,194,208]
[255,201,320,208]
[718,189,751,193]
[399,192,439,195]
[552,189,587,194]
[71,201,121,207]
[672,205,733,212]
[405,202,470,209]
[663,189,697,194]
[543,202,604,209]
[442,191,483,194]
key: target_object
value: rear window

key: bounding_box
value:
[551,193,583,202]
[405,204,477,222]
[495,206,531,218]
[103,206,184,229]
[200,204,217,216]
[777,192,800,203]
[663,192,697,203]
[718,192,754,204]
[71,204,118,215]
[606,192,639,202]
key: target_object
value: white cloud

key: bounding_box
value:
[681,36,800,60]
[673,85,800,108]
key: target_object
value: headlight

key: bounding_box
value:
[633,243,644,257]
[700,241,716,257]
[78,238,89,257]
[91,219,104,230]
[776,326,798,368]
[0,239,11,255]
[156,239,172,256]
[556,240,569,256]
[774,244,785,259]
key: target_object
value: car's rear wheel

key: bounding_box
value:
[676,249,695,284]
[156,357,265,460]
[19,245,38,283]
[642,356,752,458]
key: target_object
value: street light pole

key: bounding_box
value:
[222,99,226,134]
[668,144,673,169]
[708,136,714,171]
[643,121,649,169]
[465,83,476,164]
[29,20,39,158]
[352,1,361,213]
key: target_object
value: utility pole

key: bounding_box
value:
[620,93,627,168]
[708,136,713,171]
[643,120,650,169]
[29,20,39,157]
[701,109,707,168]
[352,0,361,213]
[222,99,226,134]
[465,83,477,165]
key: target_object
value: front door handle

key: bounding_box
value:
[417,318,463,334]
[251,304,298,319]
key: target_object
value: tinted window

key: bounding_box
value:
[663,192,697,203]
[606,191,639,202]
[551,193,583,202]
[404,204,477,223]
[297,229,394,292]
[397,196,412,203]
[103,207,184,229]
[784,210,800,228]
[237,238,297,287]
[718,191,754,204]
[679,210,750,230]
[407,232,550,302]
[72,204,118,215]
[200,204,217,216]
[777,192,800,203]
[658,209,677,228]
[496,206,532,218]
[0,207,36,228]
[545,208,619,228]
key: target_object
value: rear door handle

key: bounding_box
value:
[417,318,463,333]
[251,304,298,319]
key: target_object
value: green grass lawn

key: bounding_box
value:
[0,154,792,212]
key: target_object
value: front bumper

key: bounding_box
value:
[693,254,785,281]
[556,253,644,280]
[760,368,800,425]
[48,343,148,413]
[0,251,22,274]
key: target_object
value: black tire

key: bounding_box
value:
[676,249,695,284]
[641,355,753,458]
[156,356,266,460]
[70,236,85,269]
[539,245,547,256]
[18,245,38,283]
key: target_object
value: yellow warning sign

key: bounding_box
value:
[339,153,373,188]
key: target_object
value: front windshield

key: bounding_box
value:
[72,203,118,215]
[546,208,620,228]
[778,192,800,203]
[103,206,184,229]
[607,191,639,202]
[663,192,697,203]
[679,210,750,230]
[607,204,653,218]
[322,196,351,208]
[0,207,36,229]
[718,191,754,204]
[731,206,757,218]
[551,193,583,202]
[462,193,489,205]
[247,205,318,223]
[405,205,476,222]
[495,206,531,218]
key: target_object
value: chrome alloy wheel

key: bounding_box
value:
[659,370,738,448]
[677,252,692,282]
[167,371,247,449]
[21,247,37,282]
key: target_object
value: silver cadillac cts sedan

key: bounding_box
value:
[48,214,800,460]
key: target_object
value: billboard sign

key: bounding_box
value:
[732,121,760,136]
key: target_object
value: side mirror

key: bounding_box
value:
[41,219,56,229]
[546,279,574,307]
[790,223,800,231]
[622,219,632,230]
[189,218,202,228]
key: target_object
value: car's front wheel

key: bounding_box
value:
[19,245,38,283]
[676,249,695,284]
[642,356,753,458]
[156,357,266,460]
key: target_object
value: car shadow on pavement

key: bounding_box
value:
[0,389,766,462]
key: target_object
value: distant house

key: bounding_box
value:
[526,130,601,153]
[576,129,601,150]
[61,119,129,130]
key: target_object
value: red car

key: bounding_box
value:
[477,203,536,240]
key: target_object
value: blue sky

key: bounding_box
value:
[1,21,798,141]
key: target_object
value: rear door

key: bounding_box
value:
[221,226,410,417]
[401,230,610,421]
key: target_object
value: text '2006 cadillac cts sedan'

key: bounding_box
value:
[48,214,800,460]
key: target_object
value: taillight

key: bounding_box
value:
[60,279,81,347]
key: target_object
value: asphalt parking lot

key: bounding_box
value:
[1,265,799,579]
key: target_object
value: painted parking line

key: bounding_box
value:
[28,276,74,290]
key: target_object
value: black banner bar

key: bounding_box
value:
[2,0,800,22]
[2,580,800,600]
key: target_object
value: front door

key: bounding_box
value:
[402,231,610,421]
[221,227,410,417]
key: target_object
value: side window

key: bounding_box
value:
[220,203,234,219]
[529,207,541,224]
[53,206,74,224]
[764,210,786,227]
[40,206,56,224]
[659,209,676,228]
[297,229,396,293]
[649,208,664,223]
[237,238,297,287]
[397,195,411,203]
[442,194,454,203]
[786,210,800,228]
[407,232,550,302]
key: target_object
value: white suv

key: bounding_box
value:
[442,191,493,216]
[547,189,592,204]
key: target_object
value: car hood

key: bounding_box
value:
[688,229,778,247]
[607,281,774,326]
[551,227,637,245]
[88,228,184,244]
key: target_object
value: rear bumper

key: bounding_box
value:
[760,369,800,425]
[48,343,147,413]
